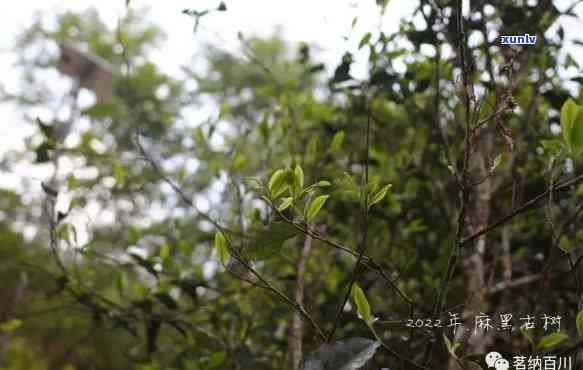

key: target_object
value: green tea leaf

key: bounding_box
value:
[443,334,459,358]
[352,283,373,325]
[0,319,22,333]
[214,231,229,264]
[306,195,330,222]
[269,169,289,198]
[278,197,293,211]
[577,310,583,337]
[247,222,298,260]
[536,332,569,350]
[114,164,126,187]
[294,165,304,194]
[572,108,583,156]
[359,32,372,49]
[219,101,230,119]
[208,351,226,367]
[491,154,503,171]
[560,98,580,152]
[368,184,392,209]
[330,131,345,152]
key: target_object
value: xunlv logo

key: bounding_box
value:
[500,34,537,45]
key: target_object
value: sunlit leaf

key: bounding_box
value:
[352,283,372,326]
[330,131,345,152]
[214,231,229,264]
[269,169,289,198]
[278,197,293,211]
[219,101,230,119]
[368,184,391,209]
[208,351,226,367]
[0,319,22,333]
[560,98,580,152]
[294,164,304,194]
[114,164,126,187]
[306,195,330,222]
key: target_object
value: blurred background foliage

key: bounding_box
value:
[1,1,583,369]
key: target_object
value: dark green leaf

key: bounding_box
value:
[359,32,372,49]
[247,222,298,260]
[154,292,179,310]
[35,141,52,163]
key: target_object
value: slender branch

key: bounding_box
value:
[291,232,313,370]
[423,0,472,364]
[273,208,414,306]
[223,235,326,342]
[461,172,583,247]
[326,107,372,343]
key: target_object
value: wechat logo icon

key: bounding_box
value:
[485,351,509,370]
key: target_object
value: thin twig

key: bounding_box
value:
[461,172,583,247]
[423,0,472,364]
[223,235,326,341]
[291,232,313,369]
[326,107,372,343]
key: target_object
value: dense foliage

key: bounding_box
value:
[1,1,583,369]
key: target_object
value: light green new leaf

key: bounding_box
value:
[269,169,289,198]
[159,244,171,260]
[359,32,372,49]
[352,283,373,326]
[577,310,583,337]
[114,164,125,187]
[443,334,459,359]
[306,195,330,222]
[330,131,345,152]
[294,165,304,193]
[491,154,503,171]
[67,174,77,189]
[278,197,293,211]
[116,272,126,294]
[214,231,229,264]
[536,332,569,350]
[560,98,580,153]
[572,108,583,156]
[0,319,22,333]
[368,184,392,209]
[313,180,331,187]
[208,351,226,367]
